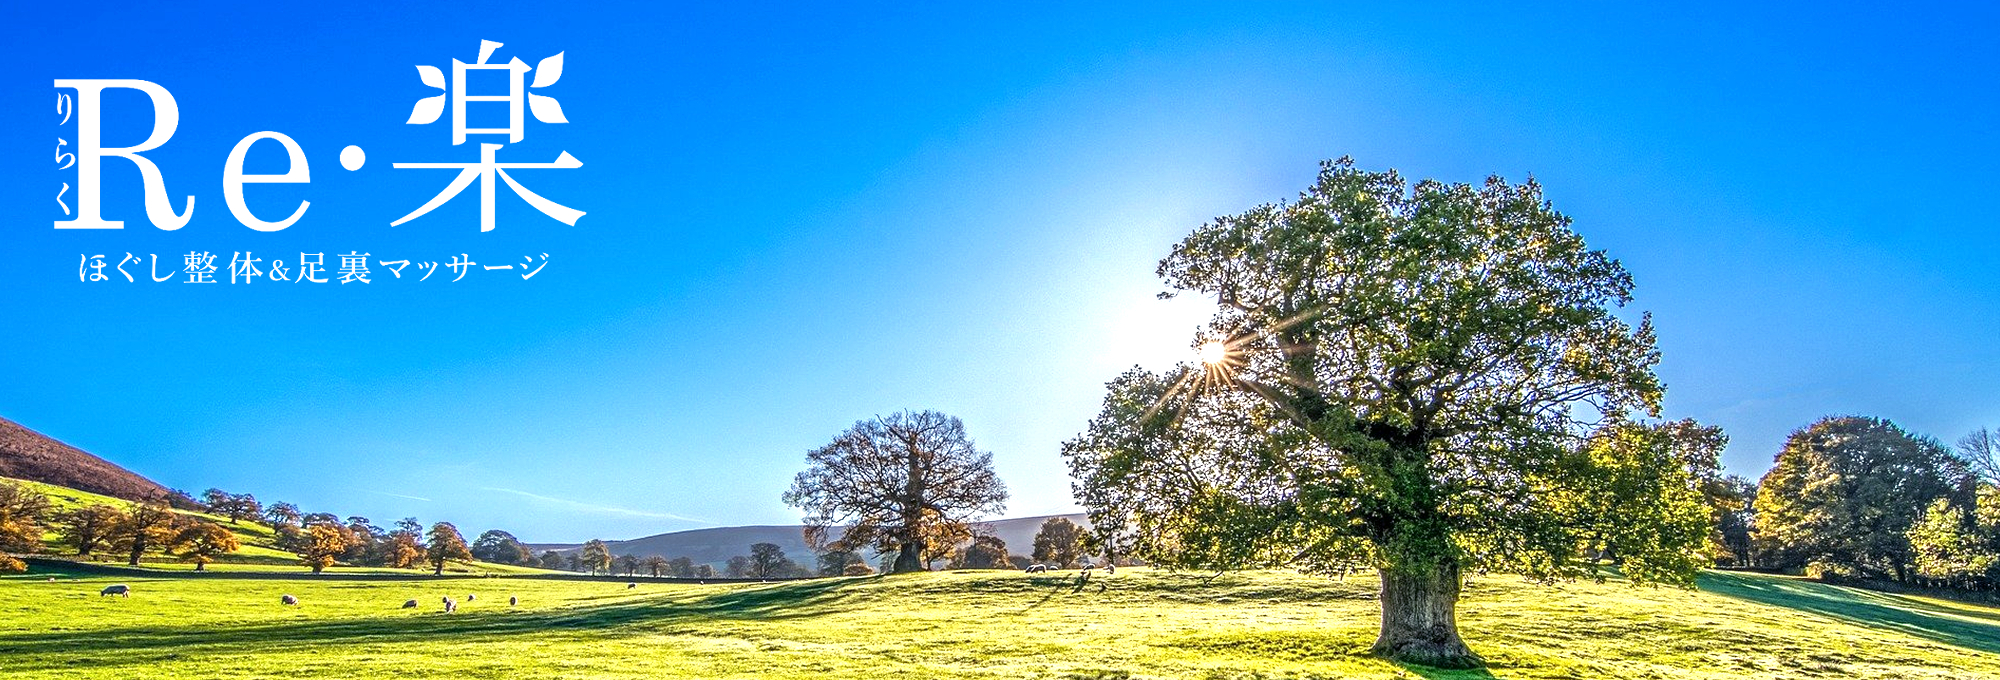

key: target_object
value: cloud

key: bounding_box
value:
[480,487,709,524]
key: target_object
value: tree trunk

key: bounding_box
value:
[1372,560,1482,669]
[892,541,923,573]
[195,561,205,571]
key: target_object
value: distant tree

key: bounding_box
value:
[642,555,670,577]
[162,489,204,511]
[784,410,1009,574]
[1707,475,1759,567]
[386,531,425,569]
[111,502,179,566]
[748,543,795,578]
[1006,554,1032,570]
[264,502,302,527]
[344,517,383,565]
[843,562,875,576]
[1566,420,1721,583]
[170,521,240,571]
[616,553,641,576]
[1908,487,2000,587]
[58,504,125,557]
[1062,159,1695,668]
[539,550,567,571]
[394,517,423,535]
[693,563,717,579]
[1959,428,2000,484]
[566,552,585,572]
[297,523,350,574]
[1032,518,1085,569]
[579,539,613,575]
[1755,416,1967,581]
[816,550,865,577]
[0,482,53,552]
[954,535,1011,570]
[301,512,341,529]
[200,489,261,524]
[725,555,752,578]
[472,530,532,565]
[0,555,23,574]
[425,523,474,575]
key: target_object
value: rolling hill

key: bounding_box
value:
[0,416,173,503]
[532,513,1091,567]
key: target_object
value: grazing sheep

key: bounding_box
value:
[627,582,637,589]
[99,584,129,597]
[466,594,475,601]
[443,597,457,614]
[1025,564,1048,574]
[508,596,518,606]
[281,594,298,606]
[402,599,419,609]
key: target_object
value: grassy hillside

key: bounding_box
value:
[2,566,1995,679]
[8,476,547,576]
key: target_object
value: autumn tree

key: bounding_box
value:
[1754,416,1967,581]
[297,523,350,574]
[58,504,125,557]
[954,535,1011,569]
[785,410,1009,573]
[0,482,52,553]
[1063,159,1708,668]
[386,529,425,569]
[112,502,180,566]
[171,521,240,571]
[425,522,473,575]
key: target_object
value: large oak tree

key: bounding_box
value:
[1063,159,1715,668]
[785,410,1008,573]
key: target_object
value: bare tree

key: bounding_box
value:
[1959,428,2000,484]
[784,410,1008,573]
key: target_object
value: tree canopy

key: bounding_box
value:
[784,410,1008,573]
[1754,415,1967,581]
[1063,158,1711,667]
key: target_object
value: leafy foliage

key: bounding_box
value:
[1031,518,1087,568]
[1063,159,1705,666]
[1753,416,1966,581]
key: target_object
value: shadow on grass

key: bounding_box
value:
[1392,663,1497,680]
[0,576,877,673]
[1702,571,2000,654]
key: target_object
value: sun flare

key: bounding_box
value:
[1198,340,1229,366]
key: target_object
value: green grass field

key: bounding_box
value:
[4,565,1997,679]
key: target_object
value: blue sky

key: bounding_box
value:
[2,2,1996,542]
